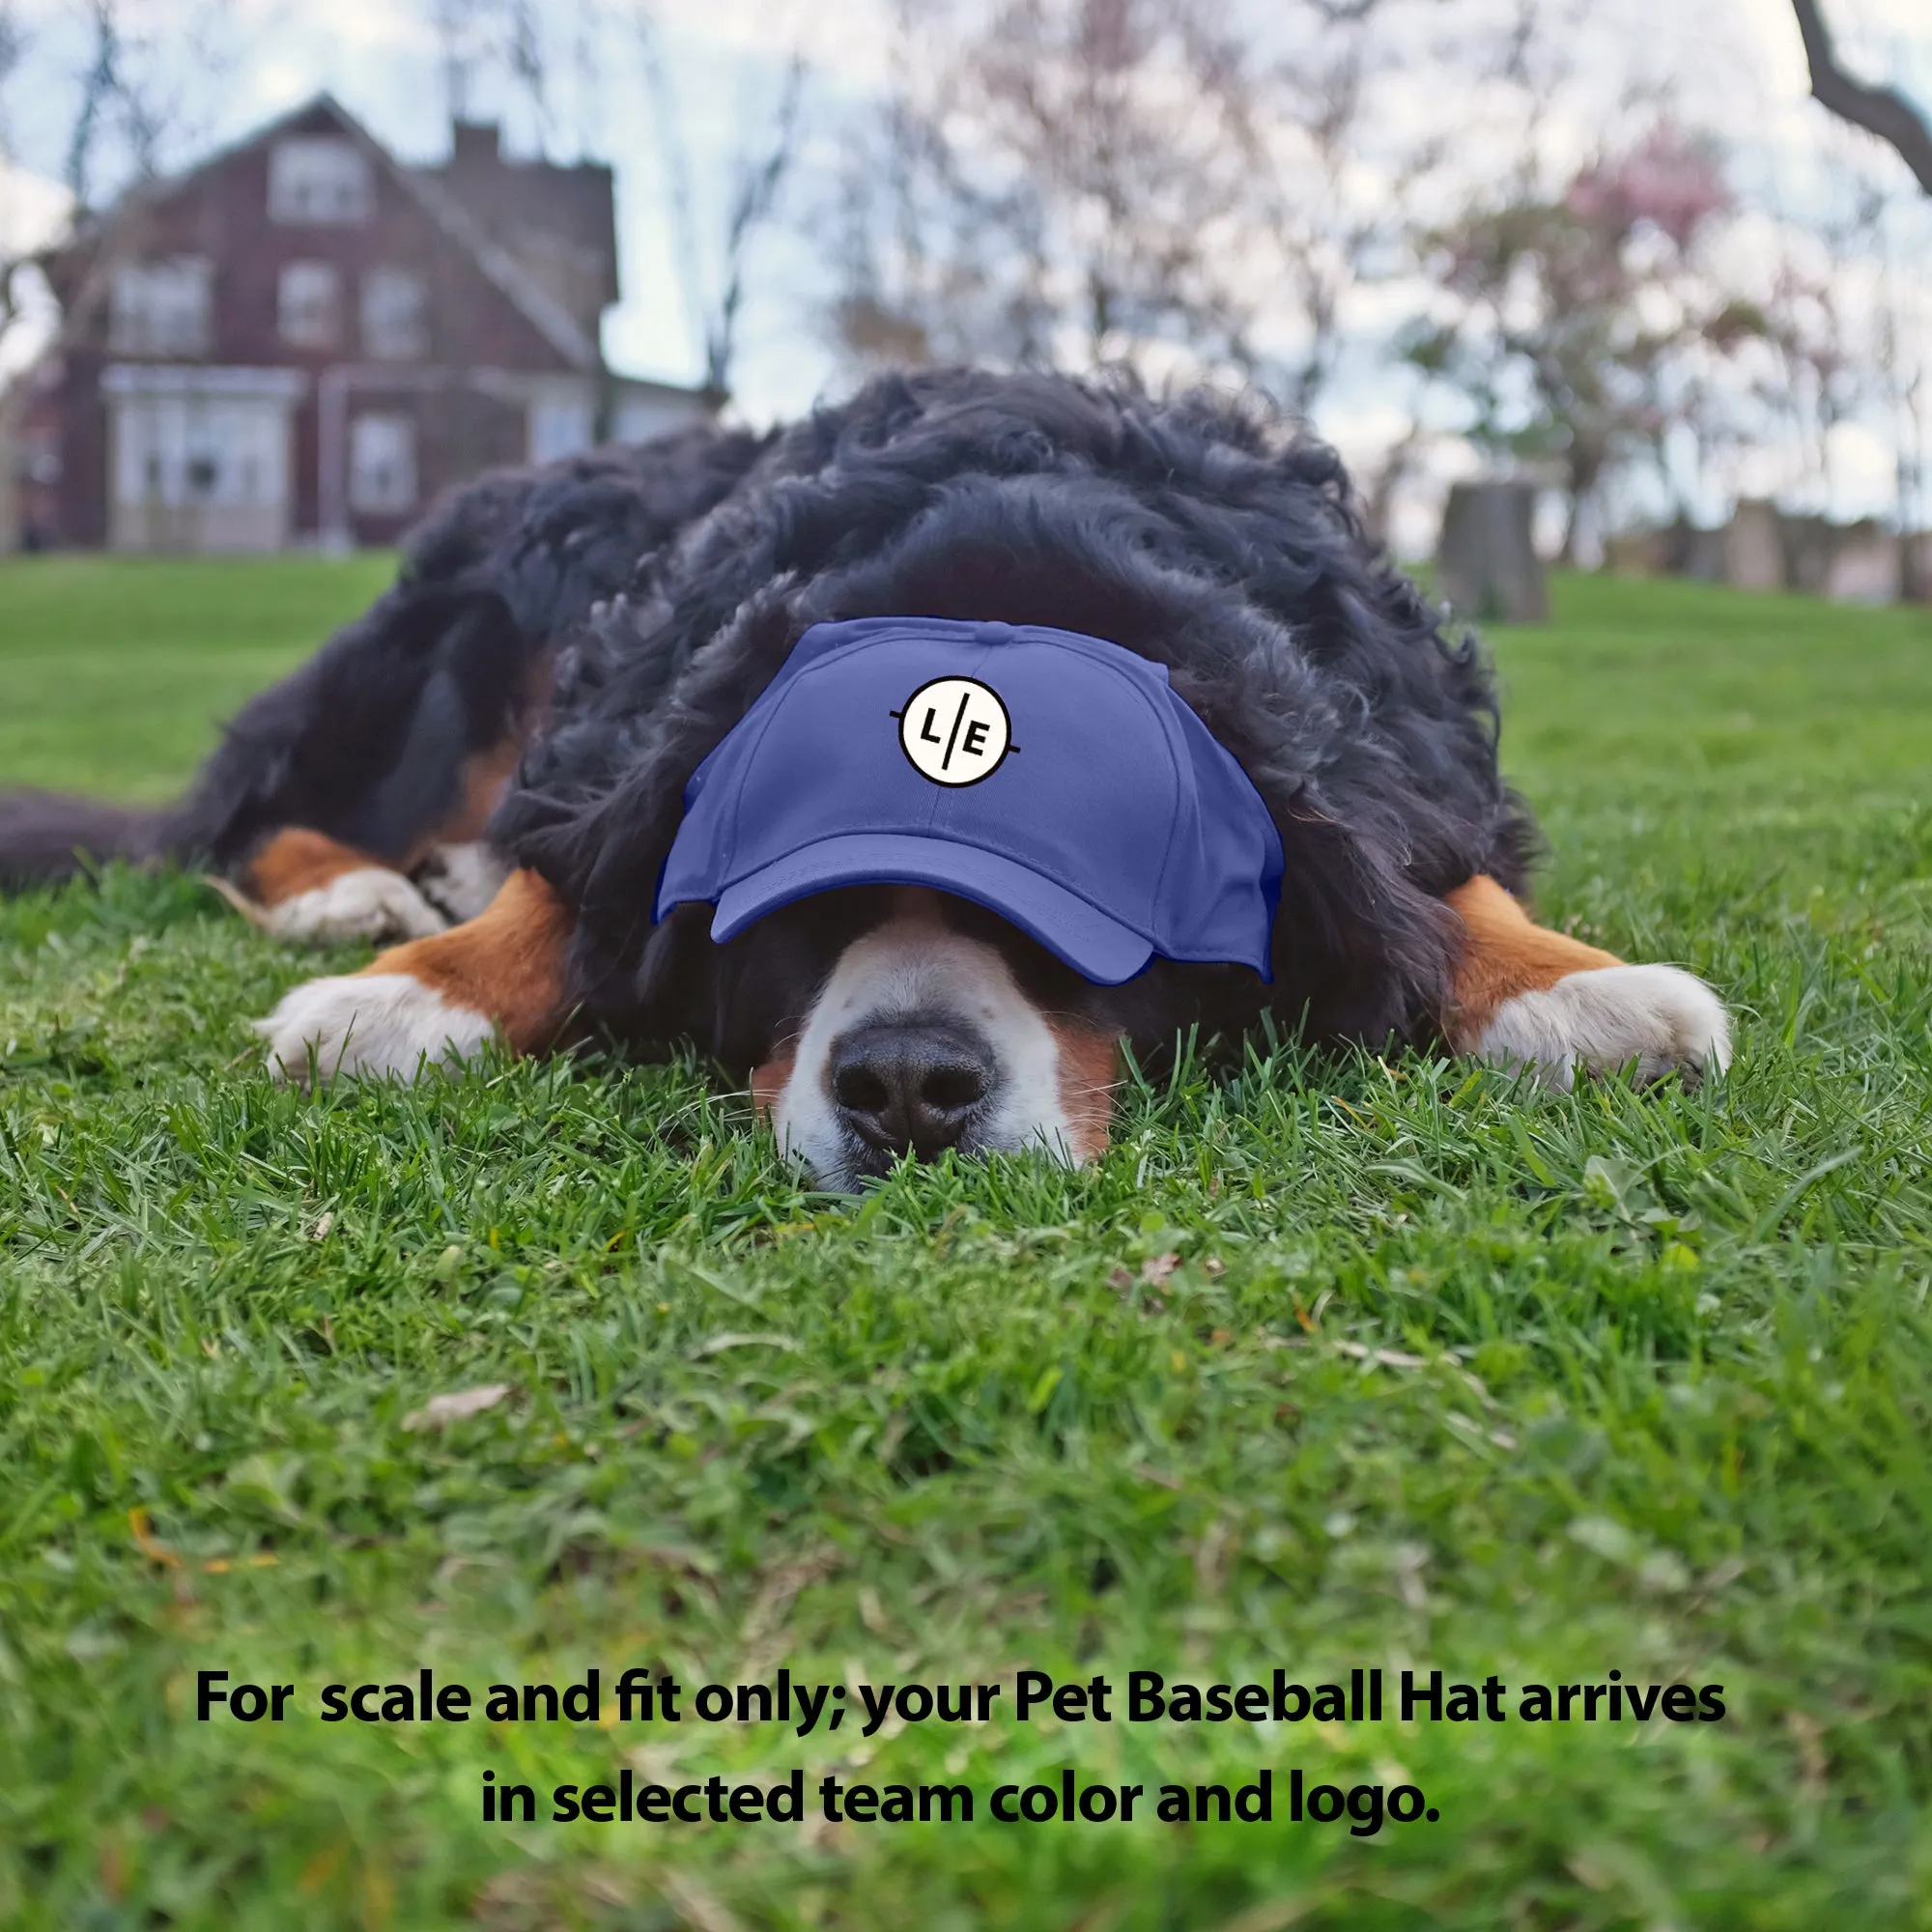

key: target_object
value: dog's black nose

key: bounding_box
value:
[830,1021,994,1160]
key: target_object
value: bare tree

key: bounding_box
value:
[1215,0,1395,413]
[0,0,29,347]
[0,0,229,549]
[831,0,1565,445]
[0,0,202,366]
[638,17,805,398]
[3,0,162,363]
[63,0,168,210]
[1790,0,1932,195]
[833,0,1263,383]
[430,0,560,145]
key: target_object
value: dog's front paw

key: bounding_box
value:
[255,972,495,1085]
[1472,963,1731,1091]
[251,867,450,945]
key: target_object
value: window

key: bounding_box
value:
[528,394,593,464]
[276,261,341,349]
[348,413,416,514]
[109,258,213,355]
[269,138,373,224]
[109,387,293,509]
[360,268,427,360]
[113,396,292,508]
[101,367,302,550]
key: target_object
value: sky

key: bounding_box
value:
[1,0,1927,529]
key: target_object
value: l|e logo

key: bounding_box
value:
[893,676,1017,785]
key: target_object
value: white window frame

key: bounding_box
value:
[360,267,428,360]
[269,138,374,226]
[276,260,341,349]
[528,390,594,465]
[348,412,417,516]
[109,258,213,356]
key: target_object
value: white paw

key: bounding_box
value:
[1473,963,1732,1091]
[259,868,449,945]
[412,842,511,924]
[255,972,495,1085]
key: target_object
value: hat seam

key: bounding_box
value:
[1015,630,1186,933]
[718,687,800,886]
[728,631,936,869]
[1128,667,1189,938]
[938,620,1181,937]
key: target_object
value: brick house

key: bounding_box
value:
[19,94,716,552]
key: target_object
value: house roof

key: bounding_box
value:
[334,96,603,370]
[415,122,619,333]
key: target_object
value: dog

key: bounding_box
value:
[3,370,1729,1190]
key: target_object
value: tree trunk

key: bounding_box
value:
[0,385,18,556]
[1435,481,1548,623]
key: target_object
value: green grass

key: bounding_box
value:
[1,560,1929,1929]
[0,554,393,799]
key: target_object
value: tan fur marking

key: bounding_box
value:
[750,1048,797,1122]
[1444,874,1623,1046]
[1049,1021,1121,1162]
[417,735,525,856]
[243,828,388,906]
[356,868,573,1054]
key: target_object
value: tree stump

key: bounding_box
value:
[1724,500,1786,590]
[1435,481,1548,624]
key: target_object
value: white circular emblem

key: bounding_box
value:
[894,676,1015,786]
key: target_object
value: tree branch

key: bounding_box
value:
[1790,0,1932,193]
[706,54,805,394]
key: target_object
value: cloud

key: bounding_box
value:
[0,161,70,383]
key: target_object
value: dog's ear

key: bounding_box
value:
[1264,806,1461,1045]
[631,900,721,1048]
[1155,646,1478,1050]
[556,897,722,1056]
[622,898,836,1073]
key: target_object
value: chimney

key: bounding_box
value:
[450,122,501,171]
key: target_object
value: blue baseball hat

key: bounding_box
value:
[654,616,1284,985]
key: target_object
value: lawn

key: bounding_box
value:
[1,558,1929,1929]
[0,554,395,800]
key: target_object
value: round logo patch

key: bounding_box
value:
[893,676,1016,786]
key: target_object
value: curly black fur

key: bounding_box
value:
[495,368,1536,1060]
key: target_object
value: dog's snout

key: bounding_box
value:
[830,1021,993,1160]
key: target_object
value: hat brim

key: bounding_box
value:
[705,833,1155,985]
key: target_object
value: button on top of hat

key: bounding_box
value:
[973,621,1015,648]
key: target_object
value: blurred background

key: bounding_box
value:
[0,0,1926,609]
